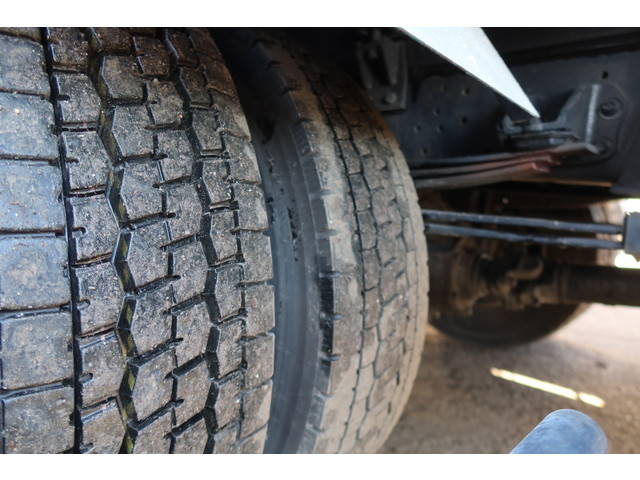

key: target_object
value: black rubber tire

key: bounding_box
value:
[0,28,274,453]
[430,203,622,346]
[218,30,429,453]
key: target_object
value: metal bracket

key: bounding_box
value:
[356,29,408,112]
[500,83,626,159]
[411,142,596,190]
[407,83,625,190]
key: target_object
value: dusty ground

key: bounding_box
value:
[382,304,640,453]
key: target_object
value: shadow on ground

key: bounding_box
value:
[382,304,640,453]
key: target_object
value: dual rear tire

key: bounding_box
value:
[0,28,429,453]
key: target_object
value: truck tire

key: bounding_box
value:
[0,28,274,453]
[431,202,622,346]
[218,30,429,453]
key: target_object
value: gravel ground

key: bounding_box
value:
[382,304,640,453]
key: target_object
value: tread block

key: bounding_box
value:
[126,349,174,421]
[0,161,64,232]
[201,56,236,97]
[210,320,242,378]
[0,237,70,310]
[234,184,268,231]
[191,110,221,154]
[377,224,399,265]
[174,361,210,425]
[156,130,192,181]
[171,241,208,304]
[379,260,399,302]
[118,223,170,289]
[361,327,378,366]
[165,183,202,242]
[165,31,198,68]
[243,334,274,389]
[172,417,208,453]
[75,262,124,335]
[338,140,362,174]
[147,80,183,125]
[2,386,74,453]
[0,92,57,160]
[213,92,251,139]
[0,28,41,42]
[121,285,172,356]
[373,339,403,377]
[239,427,267,454]
[213,265,242,319]
[99,56,143,103]
[78,331,125,406]
[129,28,158,36]
[244,284,275,337]
[113,162,162,222]
[330,313,361,356]
[127,409,172,453]
[362,250,380,290]
[178,67,210,107]
[205,210,237,263]
[53,73,100,126]
[354,364,374,402]
[367,370,397,416]
[174,302,210,365]
[351,175,371,211]
[88,28,131,54]
[210,373,241,429]
[370,190,390,225]
[0,312,73,390]
[62,131,110,192]
[211,424,238,453]
[378,295,403,340]
[105,106,153,159]
[80,400,126,453]
[134,36,170,77]
[68,196,119,262]
[363,287,380,328]
[45,28,89,72]
[187,28,222,61]
[200,159,231,205]
[0,34,49,97]
[240,382,272,437]
[357,211,376,250]
[225,134,260,183]
[238,232,272,283]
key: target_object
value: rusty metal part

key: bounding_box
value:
[414,161,552,190]
[412,142,596,168]
[522,264,640,308]
[411,143,596,190]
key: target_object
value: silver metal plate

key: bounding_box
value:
[402,27,540,118]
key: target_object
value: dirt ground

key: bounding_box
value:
[382,304,640,453]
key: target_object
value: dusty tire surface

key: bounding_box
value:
[0,27,274,453]
[218,29,429,453]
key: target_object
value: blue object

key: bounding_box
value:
[510,409,608,454]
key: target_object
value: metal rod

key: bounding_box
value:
[410,142,597,168]
[424,223,623,250]
[411,156,554,178]
[557,264,640,306]
[422,209,623,235]
[413,162,549,190]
